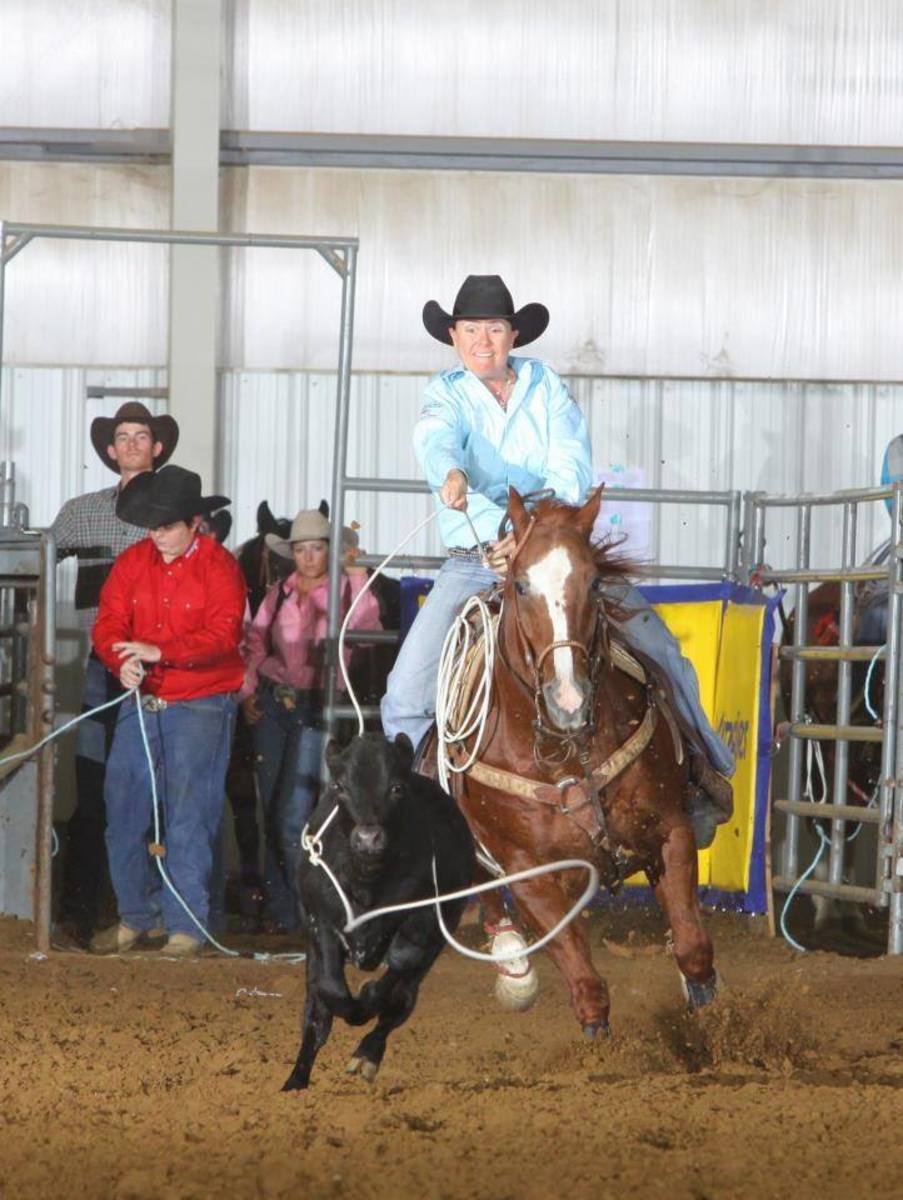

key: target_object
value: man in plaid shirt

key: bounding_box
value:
[51,401,179,946]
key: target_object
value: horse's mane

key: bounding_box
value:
[524,496,638,585]
[518,497,639,625]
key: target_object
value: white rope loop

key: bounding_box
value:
[435,593,497,792]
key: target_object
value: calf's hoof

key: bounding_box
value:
[280,1072,310,1092]
[582,1020,611,1042]
[681,969,722,1012]
[346,1055,380,1083]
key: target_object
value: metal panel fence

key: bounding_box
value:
[745,483,903,951]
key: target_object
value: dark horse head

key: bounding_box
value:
[505,485,632,734]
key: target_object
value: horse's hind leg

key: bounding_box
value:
[509,875,610,1037]
[654,821,717,1011]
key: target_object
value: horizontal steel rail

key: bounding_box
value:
[774,798,881,824]
[772,876,883,905]
[789,722,883,743]
[751,484,896,509]
[779,645,885,662]
[759,566,887,585]
[1,220,358,257]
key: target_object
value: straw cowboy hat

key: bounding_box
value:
[265,504,359,561]
[116,464,229,529]
[422,274,549,347]
[90,401,179,474]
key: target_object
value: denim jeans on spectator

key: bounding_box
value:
[104,691,237,938]
[252,683,324,931]
[61,651,123,938]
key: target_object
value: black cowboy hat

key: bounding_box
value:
[116,464,230,529]
[90,401,179,475]
[422,275,549,347]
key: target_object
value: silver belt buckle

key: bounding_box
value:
[143,695,168,713]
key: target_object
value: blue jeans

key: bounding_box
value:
[381,557,734,777]
[104,692,237,938]
[252,684,324,930]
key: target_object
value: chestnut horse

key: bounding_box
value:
[452,486,718,1037]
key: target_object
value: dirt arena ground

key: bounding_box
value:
[2,908,902,1200]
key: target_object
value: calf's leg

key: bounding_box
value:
[348,919,447,1082]
[282,928,357,1090]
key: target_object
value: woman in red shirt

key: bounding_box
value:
[240,508,381,933]
[91,466,246,957]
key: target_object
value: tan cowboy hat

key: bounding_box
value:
[90,401,179,474]
[265,509,332,560]
[265,508,359,560]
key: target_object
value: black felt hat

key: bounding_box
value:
[90,402,179,474]
[116,465,230,529]
[422,275,549,347]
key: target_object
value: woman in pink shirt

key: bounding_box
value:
[240,508,381,932]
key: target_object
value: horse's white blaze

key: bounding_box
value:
[525,545,585,714]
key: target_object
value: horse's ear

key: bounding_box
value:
[507,488,530,539]
[574,484,605,537]
[318,499,329,518]
[257,500,279,537]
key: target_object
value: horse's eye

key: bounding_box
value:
[514,579,528,597]
[389,783,405,801]
[591,577,605,595]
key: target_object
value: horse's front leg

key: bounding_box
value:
[508,873,610,1038]
[653,820,717,1010]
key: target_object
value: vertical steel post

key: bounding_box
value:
[828,502,857,885]
[783,503,812,880]
[725,491,742,581]
[34,532,56,955]
[0,219,6,425]
[324,246,358,740]
[884,486,903,951]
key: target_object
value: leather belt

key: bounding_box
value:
[447,543,493,563]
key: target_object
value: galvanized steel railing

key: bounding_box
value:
[744,482,903,952]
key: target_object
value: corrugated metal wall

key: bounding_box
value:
[4,0,902,145]
[7,365,892,573]
[226,0,903,144]
[0,0,170,129]
[219,371,901,572]
[4,163,903,382]
[223,167,903,379]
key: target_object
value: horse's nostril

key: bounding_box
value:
[350,825,387,857]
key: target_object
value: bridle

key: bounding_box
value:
[499,512,611,766]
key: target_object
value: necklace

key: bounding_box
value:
[486,368,516,411]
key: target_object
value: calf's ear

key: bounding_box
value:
[394,732,414,771]
[325,738,344,779]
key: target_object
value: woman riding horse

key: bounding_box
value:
[451,485,724,1030]
[381,275,734,829]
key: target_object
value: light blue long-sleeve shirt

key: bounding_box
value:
[413,356,593,548]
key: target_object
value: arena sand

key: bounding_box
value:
[1,909,902,1200]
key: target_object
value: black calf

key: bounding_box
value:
[282,732,475,1090]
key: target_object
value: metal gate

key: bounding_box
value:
[744,481,903,952]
